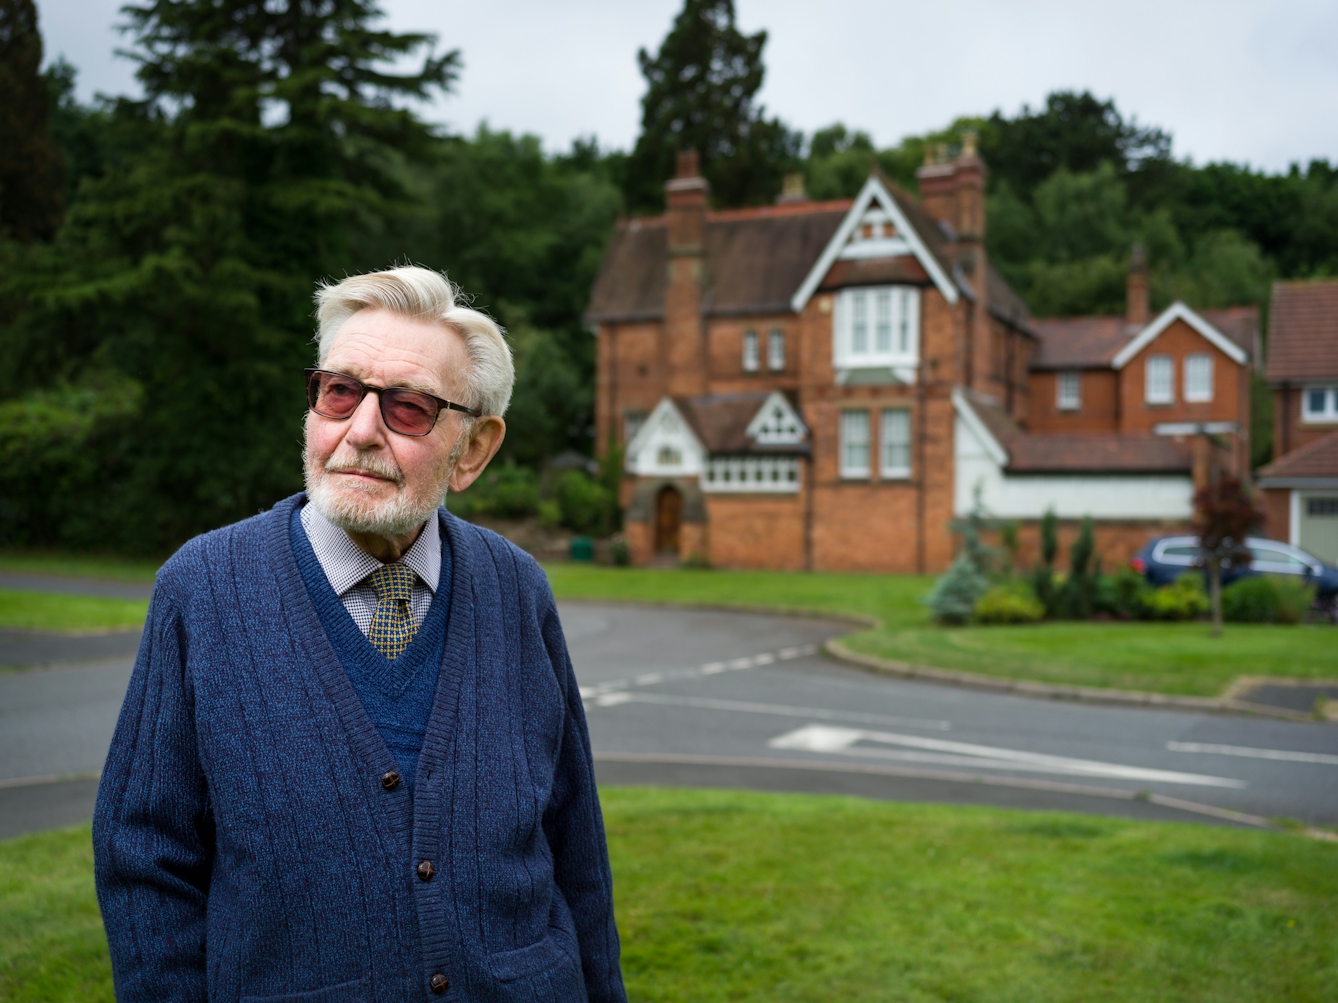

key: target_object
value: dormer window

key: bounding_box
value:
[834,286,920,369]
[742,330,759,372]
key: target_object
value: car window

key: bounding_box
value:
[1158,544,1200,563]
[1249,545,1309,570]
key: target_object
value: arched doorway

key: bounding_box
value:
[654,486,682,555]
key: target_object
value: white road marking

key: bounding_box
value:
[587,693,950,730]
[770,725,1246,789]
[1168,741,1338,766]
[580,644,820,699]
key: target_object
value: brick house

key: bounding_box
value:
[1258,279,1338,563]
[585,147,1257,571]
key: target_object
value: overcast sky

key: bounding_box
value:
[35,0,1338,173]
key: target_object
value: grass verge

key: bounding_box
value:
[0,551,161,583]
[545,565,1336,698]
[6,790,1337,1001]
[0,590,149,633]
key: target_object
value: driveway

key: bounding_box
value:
[2,600,1336,840]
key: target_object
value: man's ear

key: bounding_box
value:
[447,416,506,493]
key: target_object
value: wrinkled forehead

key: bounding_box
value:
[323,308,467,394]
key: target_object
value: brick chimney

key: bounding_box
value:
[1126,244,1149,329]
[664,150,709,396]
[918,132,990,391]
[776,172,808,205]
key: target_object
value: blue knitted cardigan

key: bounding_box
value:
[93,494,626,1003]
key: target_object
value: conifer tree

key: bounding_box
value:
[625,0,799,210]
[0,0,66,241]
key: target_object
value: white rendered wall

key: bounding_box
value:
[953,416,1194,520]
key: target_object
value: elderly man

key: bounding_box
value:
[93,267,626,1003]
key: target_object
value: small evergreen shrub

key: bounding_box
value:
[554,470,616,535]
[974,583,1045,624]
[1096,566,1151,619]
[1143,574,1210,621]
[1222,576,1280,622]
[926,554,990,625]
[1274,577,1317,624]
[608,534,631,566]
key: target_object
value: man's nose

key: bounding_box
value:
[344,392,387,446]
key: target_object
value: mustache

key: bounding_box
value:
[324,452,405,485]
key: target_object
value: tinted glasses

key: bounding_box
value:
[304,368,480,436]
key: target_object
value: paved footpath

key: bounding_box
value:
[2,599,1336,841]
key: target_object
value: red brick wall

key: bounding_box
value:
[1261,487,1291,544]
[1272,386,1338,460]
[1117,319,1247,433]
[595,321,668,452]
[1028,369,1120,432]
[705,494,806,570]
[705,316,800,395]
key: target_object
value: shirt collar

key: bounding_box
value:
[301,502,441,596]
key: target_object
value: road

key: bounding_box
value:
[2,597,1336,840]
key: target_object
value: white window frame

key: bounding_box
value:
[1056,371,1081,411]
[839,409,871,479]
[1184,353,1214,402]
[880,408,911,478]
[742,329,759,372]
[703,455,800,493]
[1145,355,1174,405]
[833,286,920,369]
[767,329,786,371]
[1302,386,1338,423]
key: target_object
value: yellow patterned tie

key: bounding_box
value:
[366,563,418,660]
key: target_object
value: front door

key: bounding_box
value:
[655,486,682,554]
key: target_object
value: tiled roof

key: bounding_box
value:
[961,394,1192,473]
[672,391,806,454]
[586,205,849,323]
[1266,279,1338,383]
[1257,427,1338,481]
[1032,306,1258,370]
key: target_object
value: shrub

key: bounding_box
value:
[1095,567,1151,619]
[1275,577,1317,624]
[1143,574,1210,621]
[926,554,990,625]
[607,534,631,566]
[1053,517,1096,619]
[974,583,1045,624]
[1222,576,1280,623]
[447,465,540,519]
[554,470,616,535]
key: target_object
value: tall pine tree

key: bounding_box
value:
[0,0,66,241]
[0,0,457,552]
[625,0,799,210]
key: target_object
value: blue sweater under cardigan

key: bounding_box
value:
[93,494,626,1003]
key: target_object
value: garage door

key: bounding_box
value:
[1299,494,1338,565]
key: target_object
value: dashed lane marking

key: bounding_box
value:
[578,643,819,701]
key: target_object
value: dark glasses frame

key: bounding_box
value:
[305,368,481,436]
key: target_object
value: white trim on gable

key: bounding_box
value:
[745,391,808,445]
[624,398,707,478]
[1111,302,1249,370]
[951,388,1009,466]
[790,175,959,313]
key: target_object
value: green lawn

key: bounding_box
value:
[6,789,1337,1001]
[0,590,149,633]
[0,551,160,583]
[546,565,1337,699]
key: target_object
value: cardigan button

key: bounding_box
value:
[417,859,437,881]
[381,770,401,791]
[429,973,449,994]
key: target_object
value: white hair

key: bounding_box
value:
[313,266,514,418]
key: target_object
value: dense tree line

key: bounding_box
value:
[1,0,1333,554]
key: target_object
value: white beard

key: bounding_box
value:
[303,429,466,538]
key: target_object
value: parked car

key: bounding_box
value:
[1132,535,1338,608]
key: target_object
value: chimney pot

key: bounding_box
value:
[961,129,979,159]
[776,172,808,204]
